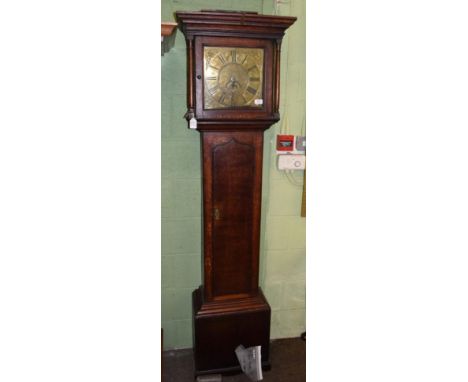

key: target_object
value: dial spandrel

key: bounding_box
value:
[204,47,264,109]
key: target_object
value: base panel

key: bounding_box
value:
[192,287,271,376]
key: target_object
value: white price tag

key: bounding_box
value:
[254,99,263,105]
[189,117,197,130]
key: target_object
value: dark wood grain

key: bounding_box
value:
[212,138,254,296]
[187,37,194,110]
[177,11,296,40]
[274,39,282,113]
[201,131,263,300]
[193,287,271,376]
[176,10,296,376]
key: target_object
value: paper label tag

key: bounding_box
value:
[254,99,263,105]
[189,117,197,130]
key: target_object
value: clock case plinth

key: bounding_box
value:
[176,11,296,377]
[192,286,271,376]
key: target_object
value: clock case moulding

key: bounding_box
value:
[175,10,296,376]
[177,10,296,131]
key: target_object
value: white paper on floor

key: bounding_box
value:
[235,345,263,381]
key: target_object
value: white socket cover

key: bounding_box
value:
[277,154,306,170]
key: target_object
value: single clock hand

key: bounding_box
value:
[227,76,240,90]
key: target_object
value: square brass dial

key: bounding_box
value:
[203,46,264,109]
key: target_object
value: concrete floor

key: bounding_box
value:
[162,337,306,381]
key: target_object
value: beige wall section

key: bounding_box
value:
[161,0,306,349]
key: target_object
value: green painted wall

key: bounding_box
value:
[161,0,306,349]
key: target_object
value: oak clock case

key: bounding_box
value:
[176,10,296,377]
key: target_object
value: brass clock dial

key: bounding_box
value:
[203,47,264,109]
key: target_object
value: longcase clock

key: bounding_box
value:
[176,10,296,376]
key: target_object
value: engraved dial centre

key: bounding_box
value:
[218,63,249,95]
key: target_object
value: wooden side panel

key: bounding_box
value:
[201,131,263,301]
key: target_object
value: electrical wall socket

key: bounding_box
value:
[278,154,306,170]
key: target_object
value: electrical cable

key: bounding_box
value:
[284,170,303,187]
